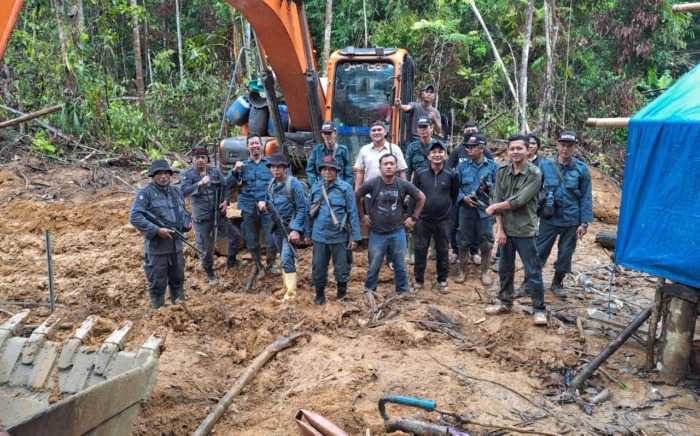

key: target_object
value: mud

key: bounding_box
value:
[0,157,697,435]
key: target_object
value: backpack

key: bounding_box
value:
[368,176,409,212]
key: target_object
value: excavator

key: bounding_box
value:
[219,0,415,166]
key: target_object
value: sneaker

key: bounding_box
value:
[449,250,458,264]
[437,281,449,294]
[533,311,548,326]
[480,272,493,287]
[407,253,415,265]
[471,253,482,265]
[485,304,511,315]
[413,281,424,291]
[206,270,218,285]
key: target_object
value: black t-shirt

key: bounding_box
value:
[413,166,458,222]
[357,176,422,234]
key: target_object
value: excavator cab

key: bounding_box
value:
[326,47,414,157]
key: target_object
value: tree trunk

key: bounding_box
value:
[130,0,146,113]
[467,1,525,128]
[175,0,184,83]
[562,0,573,125]
[321,0,333,74]
[540,0,559,139]
[142,0,154,85]
[517,0,534,132]
[49,0,76,92]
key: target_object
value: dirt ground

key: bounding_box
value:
[0,157,698,435]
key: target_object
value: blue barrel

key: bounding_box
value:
[225,95,251,126]
[266,104,289,136]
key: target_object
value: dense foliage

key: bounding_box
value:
[1,0,698,174]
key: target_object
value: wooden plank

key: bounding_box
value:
[673,2,700,12]
[584,117,630,128]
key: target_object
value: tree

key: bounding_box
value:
[321,0,333,74]
[517,0,534,132]
[130,0,146,112]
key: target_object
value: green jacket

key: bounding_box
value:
[493,162,542,238]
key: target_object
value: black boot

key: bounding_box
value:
[336,282,347,300]
[551,271,566,298]
[205,268,218,285]
[314,287,326,305]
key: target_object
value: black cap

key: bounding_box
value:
[321,121,336,133]
[148,159,175,177]
[318,155,340,170]
[474,134,487,146]
[416,116,431,127]
[266,154,289,167]
[422,84,435,93]
[558,131,578,143]
[429,141,447,151]
[191,145,209,157]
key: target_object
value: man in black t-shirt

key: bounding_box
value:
[356,154,426,295]
[413,141,458,293]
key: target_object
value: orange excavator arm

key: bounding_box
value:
[225,0,325,132]
[0,0,23,60]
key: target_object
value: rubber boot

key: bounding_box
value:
[205,268,218,285]
[282,272,297,301]
[480,248,493,286]
[336,282,347,300]
[551,271,566,298]
[455,252,468,284]
[314,286,326,305]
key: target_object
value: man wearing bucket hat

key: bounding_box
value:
[264,154,308,301]
[130,159,192,308]
[181,145,232,285]
[306,121,354,187]
[536,131,593,298]
[395,84,442,139]
[308,155,361,305]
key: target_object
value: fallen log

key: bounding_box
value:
[0,105,62,129]
[673,2,700,12]
[193,331,309,436]
[570,306,652,390]
[594,230,616,250]
[584,117,630,128]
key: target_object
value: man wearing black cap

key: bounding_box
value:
[455,134,498,286]
[395,84,442,139]
[130,159,192,308]
[265,154,308,302]
[536,131,593,297]
[412,141,458,292]
[309,155,361,304]
[181,145,231,285]
[306,121,354,187]
[404,116,441,182]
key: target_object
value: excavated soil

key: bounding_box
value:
[0,157,698,435]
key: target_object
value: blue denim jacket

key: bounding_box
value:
[539,157,594,227]
[227,158,272,214]
[456,157,498,219]
[265,176,309,233]
[129,183,191,254]
[181,166,231,223]
[306,143,354,187]
[309,179,361,244]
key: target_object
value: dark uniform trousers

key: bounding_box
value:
[312,242,349,290]
[536,221,578,274]
[241,210,274,261]
[144,251,185,308]
[413,219,451,284]
[193,219,230,272]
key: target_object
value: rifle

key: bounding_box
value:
[265,200,297,257]
[467,175,492,209]
[141,210,204,256]
[211,176,223,249]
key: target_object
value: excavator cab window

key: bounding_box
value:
[331,61,395,158]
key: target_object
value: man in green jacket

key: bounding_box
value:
[485,134,546,325]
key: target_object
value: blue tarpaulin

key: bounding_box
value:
[616,63,700,288]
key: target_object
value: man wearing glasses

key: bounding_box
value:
[306,121,354,187]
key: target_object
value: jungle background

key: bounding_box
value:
[1,0,700,177]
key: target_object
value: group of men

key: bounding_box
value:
[129,91,592,325]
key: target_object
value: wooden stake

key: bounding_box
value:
[193,332,309,436]
[584,117,630,128]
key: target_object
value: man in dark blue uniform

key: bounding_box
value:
[130,160,192,308]
[181,145,231,285]
[537,131,593,297]
[306,121,354,186]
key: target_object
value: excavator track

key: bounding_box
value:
[0,311,162,436]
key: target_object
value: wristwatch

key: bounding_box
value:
[411,214,419,221]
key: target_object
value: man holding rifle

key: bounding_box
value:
[130,159,192,309]
[181,145,231,285]
[265,154,308,301]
